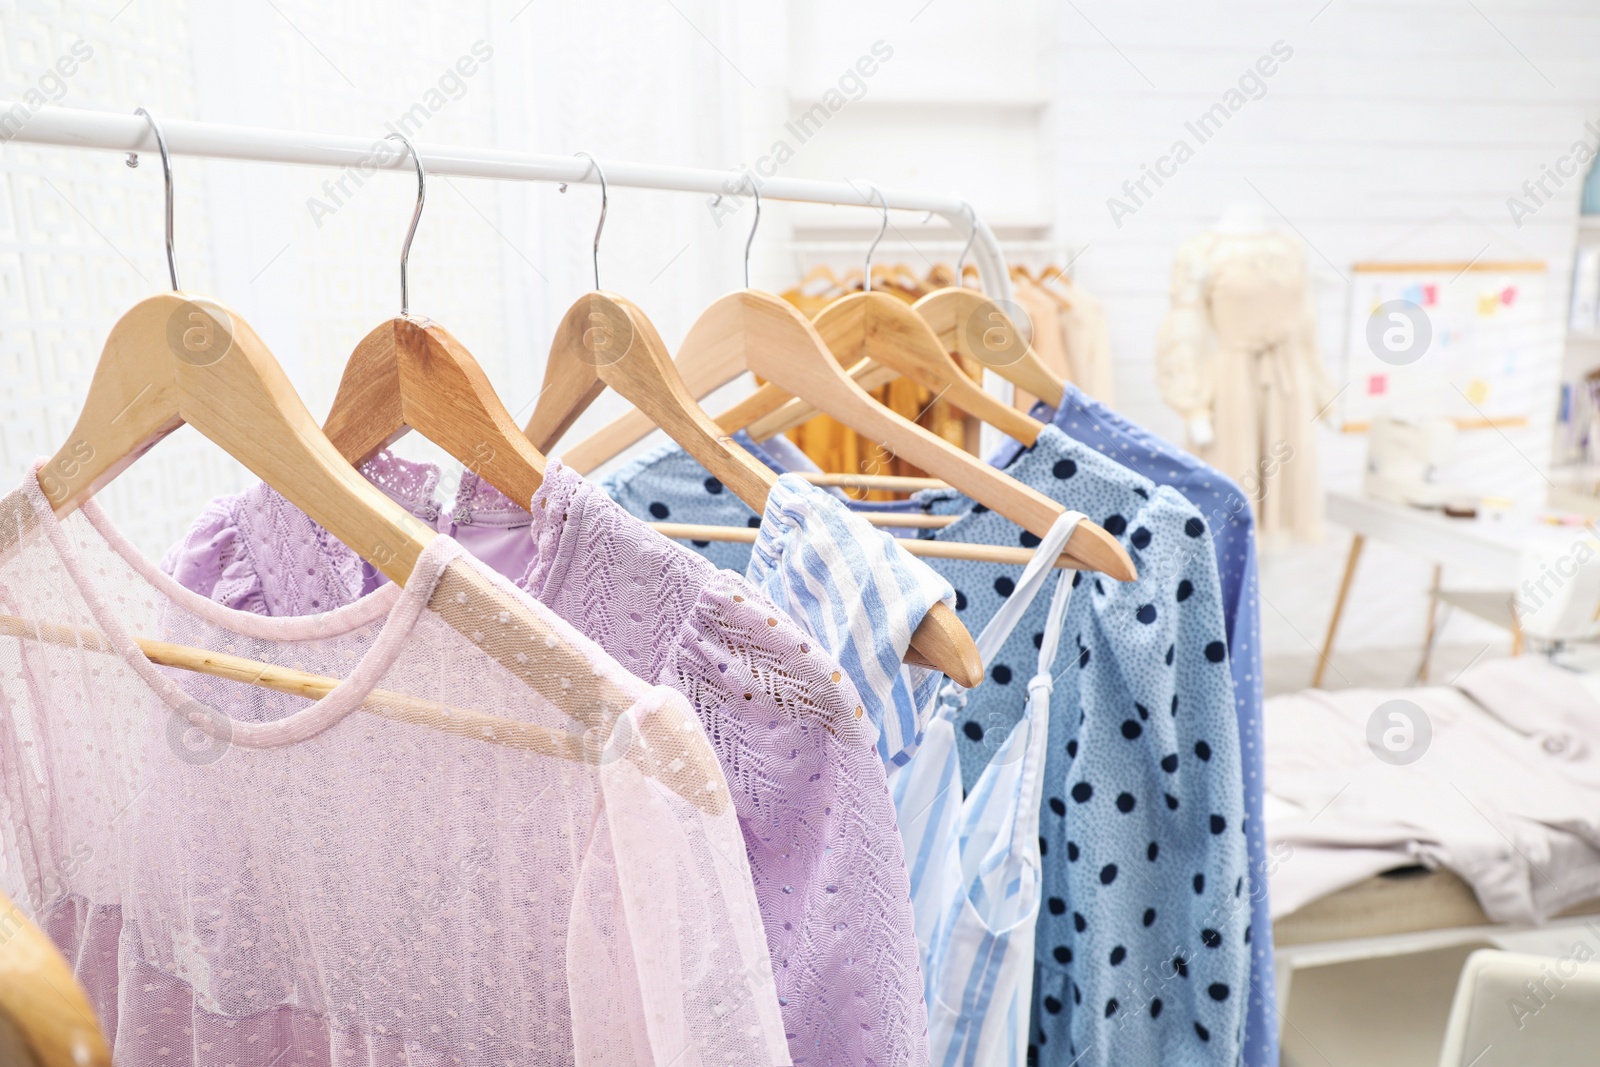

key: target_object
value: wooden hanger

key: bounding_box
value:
[676,286,1134,581]
[0,886,109,1067]
[567,183,1128,580]
[728,288,1066,469]
[799,262,841,296]
[33,114,638,741]
[0,612,604,765]
[523,164,981,685]
[717,203,1057,445]
[322,133,545,504]
[525,291,981,686]
[913,286,1067,405]
[1009,263,1042,287]
[37,290,638,734]
[811,289,1045,447]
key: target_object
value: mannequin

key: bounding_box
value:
[1155,210,1335,545]
[1184,204,1272,447]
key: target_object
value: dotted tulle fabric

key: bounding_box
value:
[157,458,932,1067]
[0,470,789,1067]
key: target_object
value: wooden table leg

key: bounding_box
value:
[1418,563,1442,682]
[1313,533,1365,688]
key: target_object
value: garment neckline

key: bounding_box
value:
[24,464,456,749]
[362,450,534,530]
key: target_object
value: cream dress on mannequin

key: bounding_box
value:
[1156,207,1334,545]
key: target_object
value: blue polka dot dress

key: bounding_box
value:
[995,385,1276,1067]
[600,426,1251,1066]
[914,426,1248,1067]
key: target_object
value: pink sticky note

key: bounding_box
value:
[1369,373,1388,396]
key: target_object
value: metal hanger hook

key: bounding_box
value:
[561,151,607,290]
[125,107,179,291]
[861,182,888,294]
[955,201,977,288]
[383,132,425,317]
[742,172,761,289]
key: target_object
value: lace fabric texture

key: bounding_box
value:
[0,471,787,1067]
[157,457,932,1067]
[518,465,931,1067]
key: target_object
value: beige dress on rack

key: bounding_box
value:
[1056,276,1115,405]
[1010,276,1115,407]
[1156,230,1334,545]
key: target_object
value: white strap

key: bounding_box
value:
[934,511,1087,719]
[970,510,1087,665]
[1028,565,1080,704]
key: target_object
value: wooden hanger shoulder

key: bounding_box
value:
[913,287,1066,405]
[813,290,1043,446]
[529,291,778,506]
[558,320,749,474]
[719,290,1134,581]
[325,316,545,505]
[0,887,109,1067]
[41,293,434,581]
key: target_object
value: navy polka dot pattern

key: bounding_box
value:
[603,444,764,572]
[917,426,1247,1067]
[994,387,1276,1067]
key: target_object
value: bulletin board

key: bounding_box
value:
[1340,261,1548,431]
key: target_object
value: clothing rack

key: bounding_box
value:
[2,103,1018,453]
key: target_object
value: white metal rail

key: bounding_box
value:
[0,105,1013,302]
[1,103,1019,452]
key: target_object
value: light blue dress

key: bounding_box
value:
[994,384,1276,1067]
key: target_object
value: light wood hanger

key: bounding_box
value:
[1009,263,1042,287]
[720,292,1065,446]
[912,286,1067,405]
[39,292,635,736]
[714,204,1058,445]
[675,288,1134,581]
[685,191,1131,580]
[527,290,981,686]
[914,207,1066,403]
[561,231,1002,472]
[800,262,841,296]
[0,613,599,765]
[811,290,1045,447]
[565,189,1130,581]
[33,111,640,742]
[321,133,545,504]
[0,886,109,1067]
[524,166,981,686]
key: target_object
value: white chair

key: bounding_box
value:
[1438,948,1600,1066]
